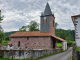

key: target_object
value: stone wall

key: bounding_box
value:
[0,49,62,59]
[11,36,52,49]
[72,44,77,60]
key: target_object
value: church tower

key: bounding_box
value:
[40,3,55,36]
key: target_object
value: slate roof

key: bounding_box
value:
[43,3,52,16]
[9,31,66,42]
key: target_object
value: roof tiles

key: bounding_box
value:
[9,31,66,42]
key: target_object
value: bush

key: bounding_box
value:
[67,41,73,46]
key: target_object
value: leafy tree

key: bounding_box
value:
[0,10,4,44]
[19,21,39,32]
[55,22,58,29]
[5,36,11,41]
[28,21,39,31]
[19,26,27,32]
[0,32,4,43]
[59,31,66,40]
[0,10,3,23]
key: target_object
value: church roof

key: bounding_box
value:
[9,31,66,42]
[9,31,51,37]
[44,3,52,16]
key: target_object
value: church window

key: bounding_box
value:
[42,19,44,24]
[53,20,54,27]
[46,18,48,24]
[44,17,46,20]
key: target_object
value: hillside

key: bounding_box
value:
[4,29,75,41]
[5,31,18,37]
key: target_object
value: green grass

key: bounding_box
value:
[57,43,62,48]
[77,47,80,52]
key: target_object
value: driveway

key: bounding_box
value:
[40,47,72,60]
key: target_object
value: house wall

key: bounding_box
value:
[75,17,80,47]
[11,36,53,49]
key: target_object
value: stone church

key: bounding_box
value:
[8,3,67,50]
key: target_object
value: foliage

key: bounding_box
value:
[55,29,75,41]
[2,41,10,46]
[5,36,11,41]
[19,21,40,32]
[19,26,27,32]
[67,41,73,46]
[77,47,80,52]
[28,21,39,31]
[5,31,17,37]
[0,10,3,23]
[55,22,58,30]
[0,10,4,44]
[0,32,4,44]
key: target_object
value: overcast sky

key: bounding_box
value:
[0,0,80,32]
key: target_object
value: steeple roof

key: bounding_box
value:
[44,3,52,15]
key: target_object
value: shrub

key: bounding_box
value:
[67,41,73,46]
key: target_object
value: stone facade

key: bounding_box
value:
[11,36,56,49]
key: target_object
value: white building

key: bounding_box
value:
[71,15,80,47]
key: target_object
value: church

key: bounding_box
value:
[8,3,67,50]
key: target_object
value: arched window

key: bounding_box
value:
[46,18,48,24]
[42,19,44,24]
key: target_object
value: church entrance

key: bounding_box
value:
[18,41,20,47]
[52,37,56,49]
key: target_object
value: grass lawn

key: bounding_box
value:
[57,43,62,48]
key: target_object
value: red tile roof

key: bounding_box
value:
[7,42,11,45]
[9,31,66,42]
[51,35,66,42]
[9,31,51,37]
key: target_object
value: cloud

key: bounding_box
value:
[0,0,80,32]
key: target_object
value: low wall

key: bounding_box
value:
[72,44,77,60]
[0,49,62,59]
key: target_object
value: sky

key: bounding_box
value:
[0,0,80,32]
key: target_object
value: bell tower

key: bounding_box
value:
[40,3,55,36]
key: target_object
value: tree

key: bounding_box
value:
[0,10,3,23]
[0,32,4,43]
[55,22,58,30]
[5,36,11,41]
[28,21,39,31]
[0,10,4,44]
[19,21,39,32]
[19,26,27,32]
